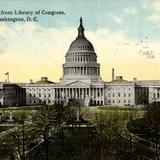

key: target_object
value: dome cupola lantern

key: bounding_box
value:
[78,17,84,37]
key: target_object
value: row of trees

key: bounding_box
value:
[82,108,136,160]
[0,100,150,160]
[144,102,160,160]
[0,103,78,160]
[127,102,160,160]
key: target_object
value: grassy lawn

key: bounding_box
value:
[0,106,41,123]
[0,105,40,119]
[97,105,144,111]
[0,105,41,111]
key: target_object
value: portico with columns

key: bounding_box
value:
[54,81,105,106]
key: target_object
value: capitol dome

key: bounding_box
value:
[68,36,94,52]
[61,17,101,82]
[67,17,95,54]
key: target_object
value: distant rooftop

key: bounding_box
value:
[109,76,129,83]
[110,79,129,83]
[135,80,160,86]
[35,77,55,84]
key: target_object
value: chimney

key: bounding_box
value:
[116,76,123,80]
[41,77,48,81]
[112,68,115,81]
[30,79,33,84]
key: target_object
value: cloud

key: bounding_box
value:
[106,7,137,24]
[0,23,76,55]
[142,0,151,10]
[142,0,160,23]
[0,22,160,82]
[152,0,160,13]
[146,14,160,23]
[123,7,138,15]
[107,13,123,23]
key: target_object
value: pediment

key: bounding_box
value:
[65,80,90,87]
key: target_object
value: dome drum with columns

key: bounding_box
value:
[61,17,102,82]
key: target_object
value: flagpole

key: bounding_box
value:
[7,73,9,83]
[4,72,9,83]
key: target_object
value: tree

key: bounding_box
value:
[61,99,83,129]
[33,105,59,160]
[90,111,125,160]
[145,103,160,130]
[137,94,149,106]
[0,138,14,160]
[144,102,160,160]
[2,111,36,160]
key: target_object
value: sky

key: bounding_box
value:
[0,0,160,82]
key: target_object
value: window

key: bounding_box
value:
[113,93,115,97]
[29,93,32,97]
[118,93,120,97]
[124,93,126,97]
[39,93,41,97]
[154,93,156,98]
[129,93,131,97]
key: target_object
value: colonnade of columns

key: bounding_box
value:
[152,88,160,100]
[64,67,100,76]
[54,87,104,105]
[55,87,89,99]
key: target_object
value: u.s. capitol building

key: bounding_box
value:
[0,18,160,107]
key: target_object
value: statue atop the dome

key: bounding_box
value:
[80,17,82,25]
[78,17,84,37]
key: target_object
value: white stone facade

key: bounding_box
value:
[105,82,135,106]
